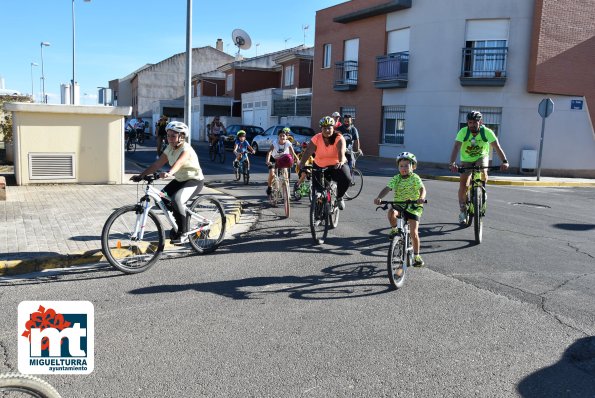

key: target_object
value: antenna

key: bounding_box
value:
[302,24,309,45]
[284,37,291,49]
[231,28,252,58]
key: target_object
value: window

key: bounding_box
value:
[464,19,509,77]
[226,74,233,92]
[458,106,502,137]
[340,106,356,119]
[284,65,295,86]
[323,44,332,68]
[382,105,406,145]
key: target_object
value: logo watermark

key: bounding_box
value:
[18,301,94,374]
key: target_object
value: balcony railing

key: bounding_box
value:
[374,51,409,88]
[460,47,508,86]
[334,60,358,91]
[272,88,312,116]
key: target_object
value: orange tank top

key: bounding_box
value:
[311,132,342,167]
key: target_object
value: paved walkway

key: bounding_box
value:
[1,154,594,277]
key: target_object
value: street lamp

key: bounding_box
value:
[72,0,91,105]
[40,42,50,103]
[30,62,38,101]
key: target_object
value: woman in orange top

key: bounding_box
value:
[298,116,351,210]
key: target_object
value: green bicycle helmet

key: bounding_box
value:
[280,127,291,135]
[396,151,417,165]
[319,116,335,127]
[236,130,246,137]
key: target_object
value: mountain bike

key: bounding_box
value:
[309,166,341,244]
[376,200,427,289]
[344,147,363,201]
[293,155,312,201]
[101,173,226,274]
[0,373,61,398]
[458,165,500,244]
[269,165,291,218]
[209,136,226,163]
[233,152,251,184]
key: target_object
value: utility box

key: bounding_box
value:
[521,149,537,174]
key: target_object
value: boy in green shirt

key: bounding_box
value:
[374,152,427,267]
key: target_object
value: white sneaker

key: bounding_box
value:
[459,210,467,224]
[337,197,345,210]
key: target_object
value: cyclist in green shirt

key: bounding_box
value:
[374,152,426,267]
[449,110,509,224]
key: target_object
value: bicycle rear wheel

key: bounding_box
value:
[473,186,483,244]
[101,205,164,274]
[0,373,62,398]
[186,196,226,253]
[243,161,250,184]
[310,194,329,244]
[344,168,363,200]
[387,234,407,289]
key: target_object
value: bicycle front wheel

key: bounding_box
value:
[310,195,329,244]
[217,145,226,164]
[387,235,406,289]
[0,373,62,398]
[344,168,363,200]
[209,145,216,161]
[282,180,290,218]
[234,166,240,181]
[473,186,483,244]
[101,205,165,274]
[243,161,250,184]
[329,204,340,229]
[186,196,226,253]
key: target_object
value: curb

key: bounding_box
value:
[417,174,595,187]
[0,199,243,278]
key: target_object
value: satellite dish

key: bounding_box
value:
[232,29,252,56]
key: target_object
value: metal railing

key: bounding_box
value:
[461,47,508,78]
[376,52,409,81]
[334,60,359,86]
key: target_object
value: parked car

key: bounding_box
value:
[251,125,316,154]
[222,125,265,150]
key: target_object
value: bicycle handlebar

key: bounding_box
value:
[131,172,160,183]
[375,199,427,212]
[457,165,501,173]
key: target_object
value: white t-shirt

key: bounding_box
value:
[272,141,292,159]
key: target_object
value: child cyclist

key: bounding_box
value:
[374,152,426,267]
[294,141,314,193]
[232,130,256,169]
[266,127,298,196]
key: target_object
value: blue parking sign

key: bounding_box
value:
[571,100,583,110]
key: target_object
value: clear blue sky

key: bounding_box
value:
[2,0,343,104]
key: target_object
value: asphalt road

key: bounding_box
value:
[1,142,594,397]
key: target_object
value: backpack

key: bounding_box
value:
[463,125,487,143]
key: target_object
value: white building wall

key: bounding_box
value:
[380,0,595,173]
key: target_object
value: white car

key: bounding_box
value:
[251,125,316,154]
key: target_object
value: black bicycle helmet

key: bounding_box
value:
[467,110,482,121]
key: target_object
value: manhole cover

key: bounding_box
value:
[510,202,551,209]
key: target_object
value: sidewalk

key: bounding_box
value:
[0,163,243,277]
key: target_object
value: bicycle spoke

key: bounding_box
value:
[187,196,226,253]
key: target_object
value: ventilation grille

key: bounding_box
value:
[29,153,76,180]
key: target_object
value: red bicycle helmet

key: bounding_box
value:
[275,154,294,169]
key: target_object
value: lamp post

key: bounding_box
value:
[30,62,38,101]
[72,0,91,105]
[40,42,50,103]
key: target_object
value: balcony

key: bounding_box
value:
[460,47,508,86]
[374,52,409,89]
[334,61,358,91]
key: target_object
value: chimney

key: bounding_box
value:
[216,39,223,51]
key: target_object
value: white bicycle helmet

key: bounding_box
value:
[396,151,417,165]
[165,121,189,135]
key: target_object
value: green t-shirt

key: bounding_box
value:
[386,173,425,216]
[456,126,497,162]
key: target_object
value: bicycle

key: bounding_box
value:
[309,166,341,244]
[233,151,252,184]
[209,136,226,163]
[0,373,62,397]
[458,165,500,244]
[125,128,136,152]
[101,173,226,274]
[344,147,363,201]
[135,128,145,145]
[376,200,427,289]
[268,164,291,218]
[157,134,168,155]
[292,154,312,201]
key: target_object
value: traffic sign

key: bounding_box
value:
[538,98,554,118]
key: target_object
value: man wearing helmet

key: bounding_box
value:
[449,110,509,224]
[132,121,204,244]
[298,116,351,210]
